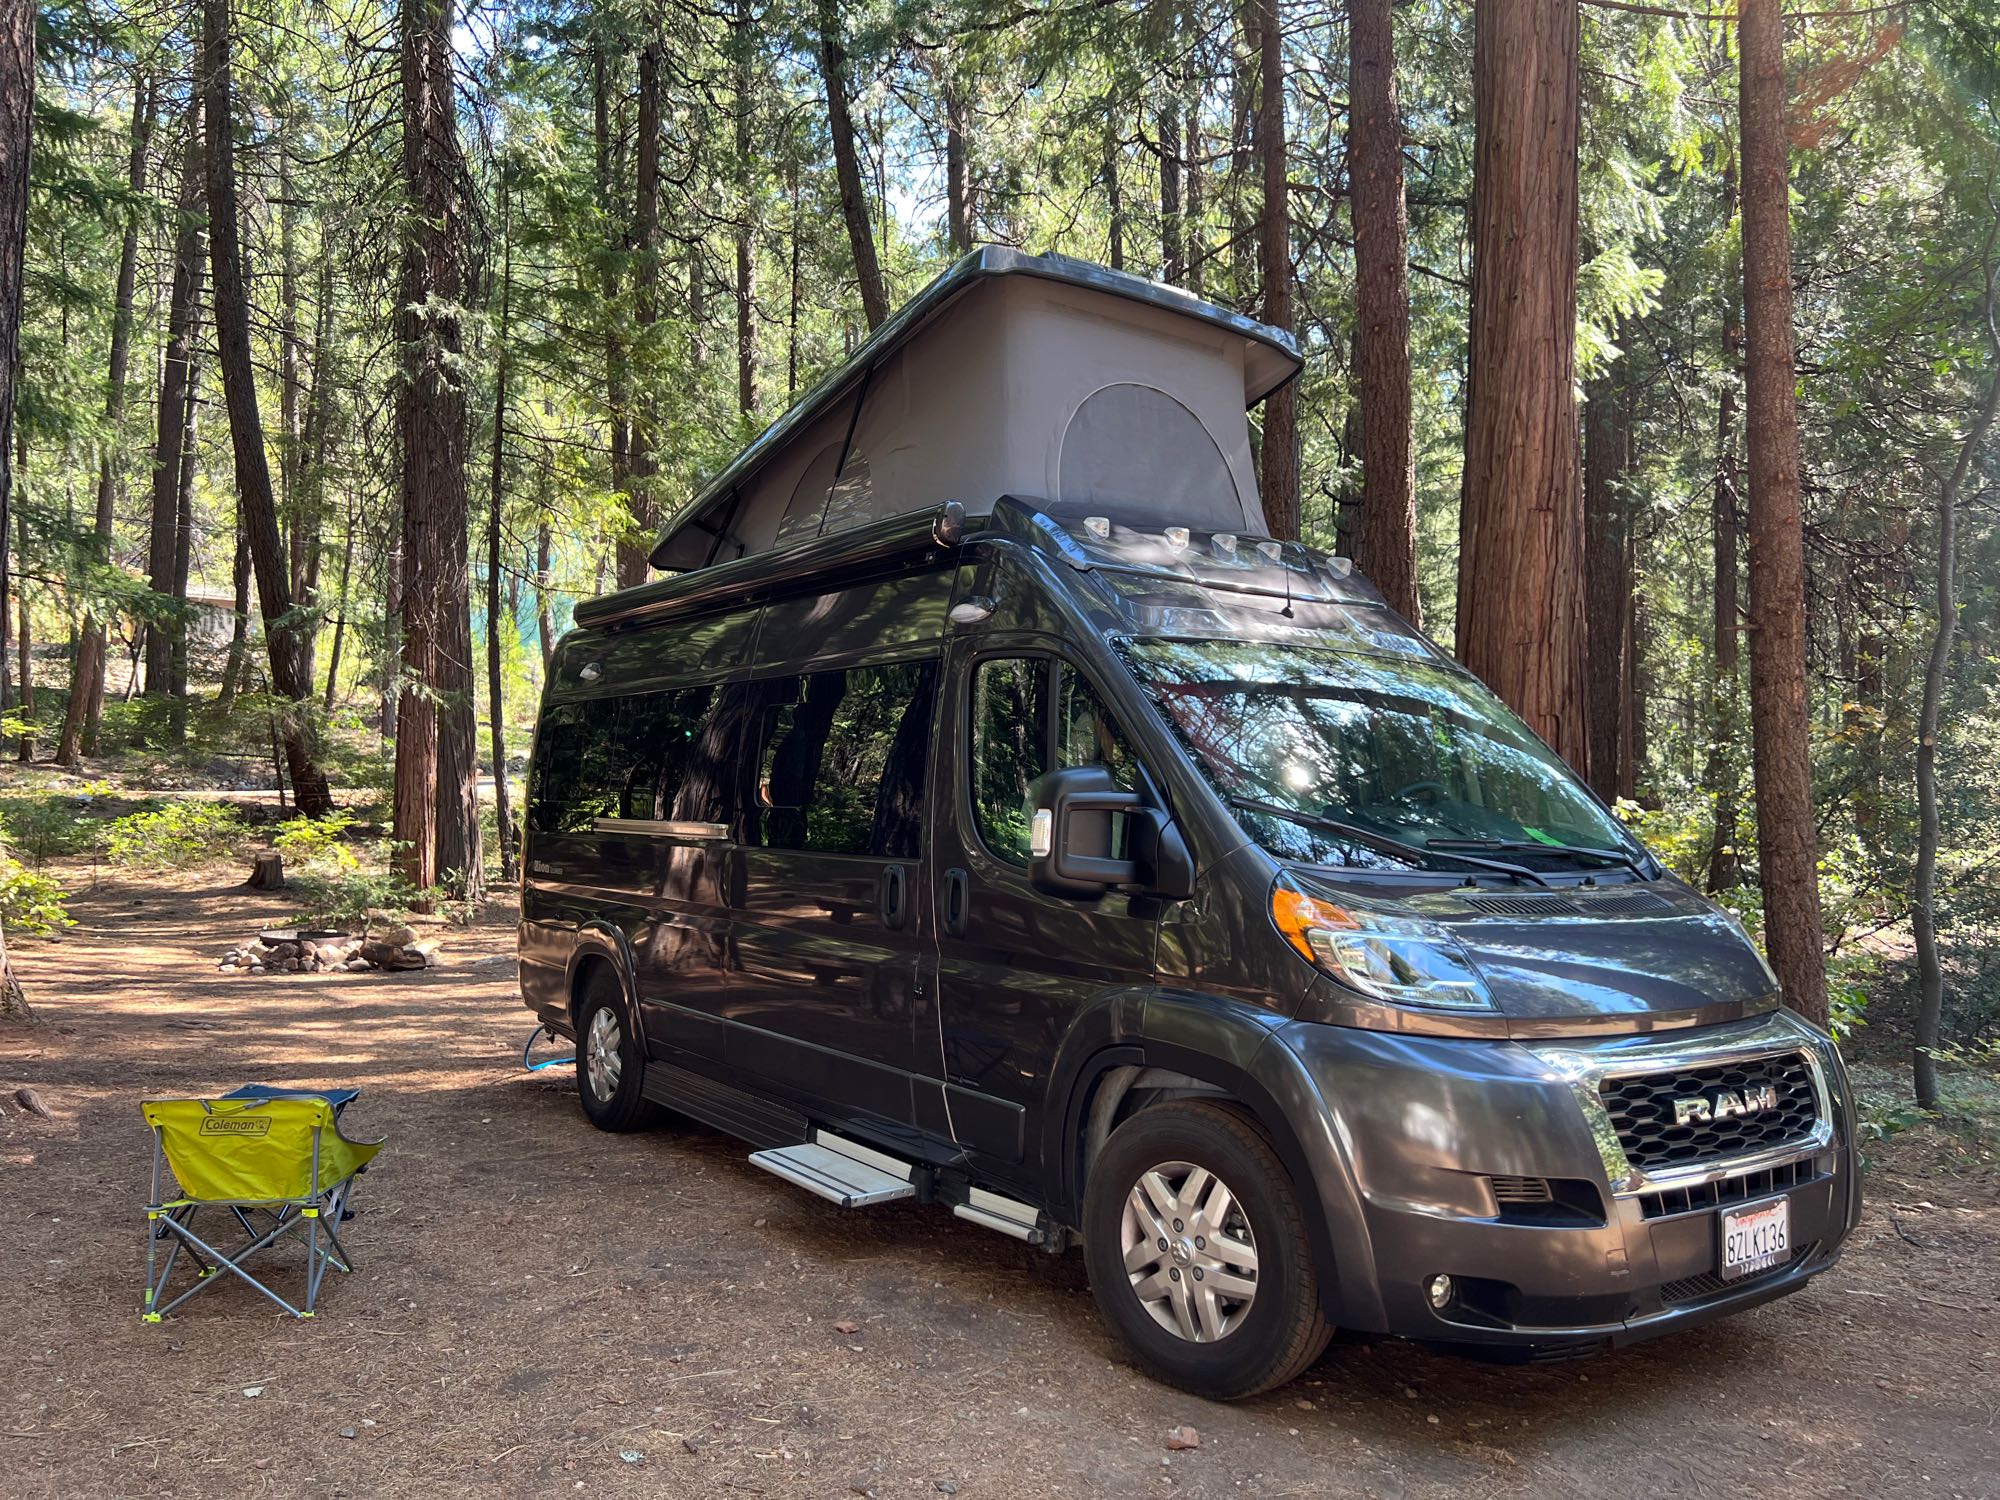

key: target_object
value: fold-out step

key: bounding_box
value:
[748,1133,916,1209]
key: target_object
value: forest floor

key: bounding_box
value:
[3,867,1998,1499]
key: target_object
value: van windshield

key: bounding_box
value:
[1117,637,1642,875]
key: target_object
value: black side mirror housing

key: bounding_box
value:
[1026,765,1194,900]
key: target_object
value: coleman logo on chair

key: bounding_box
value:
[198,1115,273,1136]
[1673,1083,1780,1127]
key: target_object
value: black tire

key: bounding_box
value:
[1082,1099,1333,1399]
[574,968,661,1132]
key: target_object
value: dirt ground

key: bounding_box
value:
[3,870,1997,1499]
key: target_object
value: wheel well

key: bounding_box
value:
[1079,1064,1234,1193]
[568,952,619,1030]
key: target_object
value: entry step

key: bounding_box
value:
[749,1132,916,1209]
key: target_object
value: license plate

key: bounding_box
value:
[1720,1197,1792,1280]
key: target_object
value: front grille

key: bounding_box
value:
[1463,893,1581,917]
[1600,1053,1819,1173]
[1639,1155,1828,1220]
[1660,1241,1819,1305]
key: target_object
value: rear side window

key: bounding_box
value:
[529,687,715,834]
[970,657,1139,865]
[754,660,939,857]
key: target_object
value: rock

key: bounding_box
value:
[343,958,372,973]
[834,1320,860,1335]
[1165,1425,1200,1452]
[360,942,426,971]
[283,958,302,974]
[935,1484,960,1495]
[248,964,266,975]
[338,1427,357,1440]
[14,1087,53,1120]
[372,923,416,948]
[265,941,300,962]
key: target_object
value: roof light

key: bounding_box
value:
[1165,526,1190,551]
[1212,532,1239,558]
[1256,540,1284,563]
[1328,556,1354,579]
[1084,515,1111,541]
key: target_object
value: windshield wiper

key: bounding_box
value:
[1426,837,1651,880]
[1227,796,1550,886]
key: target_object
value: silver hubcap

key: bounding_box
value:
[1120,1160,1259,1343]
[585,1008,623,1103]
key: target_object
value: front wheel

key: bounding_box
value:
[574,971,660,1132]
[1082,1099,1332,1399]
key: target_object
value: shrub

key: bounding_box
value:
[0,857,73,936]
[104,802,250,870]
[273,811,360,873]
[0,793,105,865]
[289,868,419,932]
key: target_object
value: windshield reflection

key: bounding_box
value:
[1118,637,1640,874]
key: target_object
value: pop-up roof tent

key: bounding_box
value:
[646,247,1302,574]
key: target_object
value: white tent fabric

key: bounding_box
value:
[650,250,1300,572]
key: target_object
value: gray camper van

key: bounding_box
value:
[520,249,1860,1399]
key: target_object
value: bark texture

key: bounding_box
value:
[1455,0,1589,772]
[145,105,205,696]
[1739,0,1828,1028]
[0,0,33,1017]
[1705,207,1745,892]
[201,0,333,812]
[1255,0,1298,541]
[1347,0,1419,622]
[1582,375,1632,802]
[393,0,482,897]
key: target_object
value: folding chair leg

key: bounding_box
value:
[148,1212,310,1319]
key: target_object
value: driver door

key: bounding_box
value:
[930,642,1159,1200]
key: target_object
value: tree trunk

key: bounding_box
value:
[201,0,333,813]
[1705,185,1745,892]
[322,501,354,712]
[817,0,889,331]
[1455,0,1588,771]
[1255,0,1298,541]
[488,172,518,884]
[1914,258,2000,1109]
[1739,0,1828,1029]
[395,0,483,900]
[0,0,32,1017]
[943,72,970,254]
[593,43,631,591]
[735,0,758,416]
[215,519,250,711]
[56,73,155,765]
[145,102,205,697]
[535,517,555,669]
[1348,0,1419,622]
[1582,376,1629,801]
[1104,116,1125,272]
[616,34,661,592]
[166,365,197,745]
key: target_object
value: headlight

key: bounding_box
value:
[1271,882,1493,1011]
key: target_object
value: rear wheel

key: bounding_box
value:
[1082,1099,1332,1399]
[574,969,660,1132]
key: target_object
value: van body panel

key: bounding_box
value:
[521,495,1861,1364]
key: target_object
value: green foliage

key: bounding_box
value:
[273,811,360,874]
[288,868,419,933]
[104,802,249,870]
[0,792,106,865]
[0,857,74,937]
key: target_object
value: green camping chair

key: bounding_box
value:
[141,1087,383,1320]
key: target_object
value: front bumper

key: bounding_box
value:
[1268,1009,1861,1352]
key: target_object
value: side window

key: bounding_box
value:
[1057,663,1138,789]
[755,660,939,857]
[970,657,1141,866]
[529,687,720,833]
[529,699,621,834]
[970,658,1050,864]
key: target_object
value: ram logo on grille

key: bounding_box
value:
[1673,1082,1779,1126]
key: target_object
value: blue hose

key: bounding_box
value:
[522,1024,575,1073]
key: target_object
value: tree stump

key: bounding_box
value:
[246,851,286,890]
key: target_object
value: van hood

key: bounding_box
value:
[1285,868,1780,1027]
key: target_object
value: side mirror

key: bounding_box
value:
[1026,765,1194,900]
